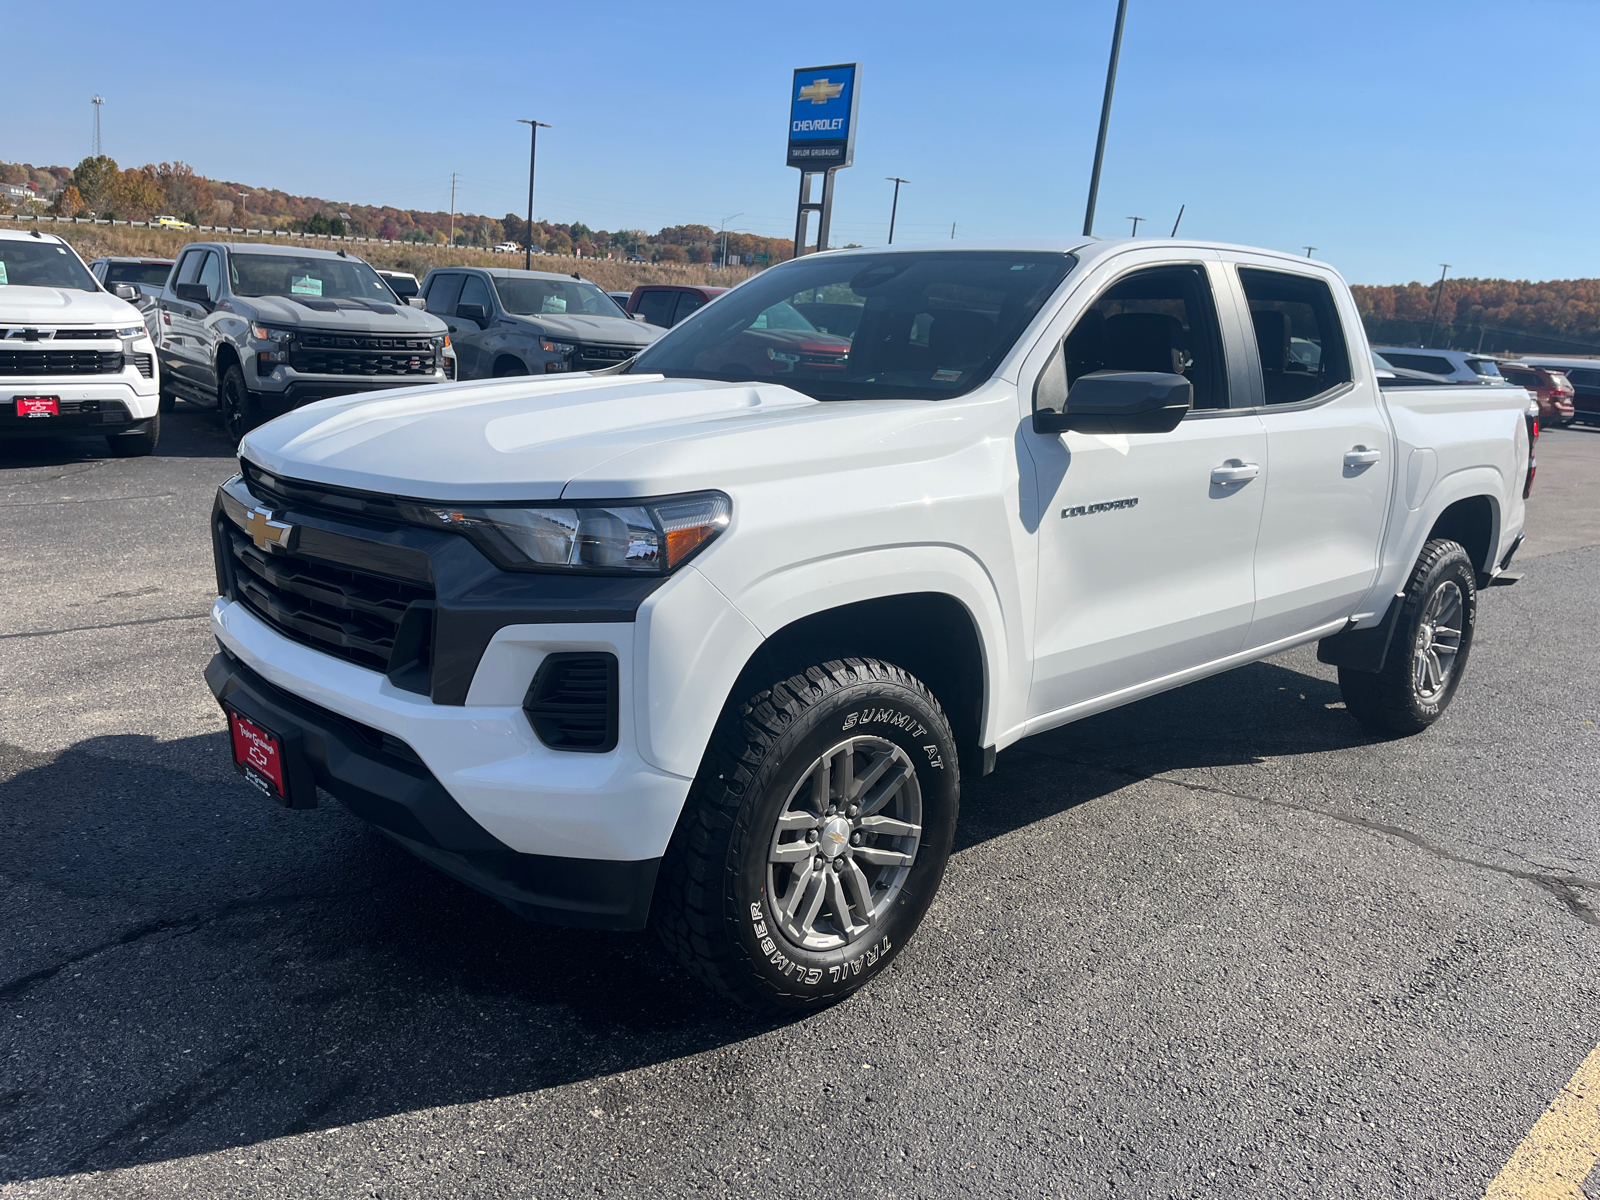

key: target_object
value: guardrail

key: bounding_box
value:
[0,211,441,247]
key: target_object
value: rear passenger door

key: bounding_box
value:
[1224,258,1395,647]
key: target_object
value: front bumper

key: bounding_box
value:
[0,375,160,434]
[205,644,667,930]
[209,595,693,927]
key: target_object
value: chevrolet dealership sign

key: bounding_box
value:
[787,63,861,170]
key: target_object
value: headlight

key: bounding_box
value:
[396,491,731,573]
[540,339,576,355]
[251,324,293,342]
[116,325,143,338]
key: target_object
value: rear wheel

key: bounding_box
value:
[1339,538,1477,735]
[492,357,529,377]
[655,658,959,1011]
[105,415,160,457]
[218,364,261,442]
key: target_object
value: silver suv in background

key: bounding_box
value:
[1370,346,1504,384]
[151,243,453,438]
[418,266,659,378]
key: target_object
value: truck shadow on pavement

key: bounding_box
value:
[0,407,234,470]
[0,654,1379,1182]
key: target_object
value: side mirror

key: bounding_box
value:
[631,312,650,322]
[114,283,138,301]
[174,281,212,306]
[408,297,427,309]
[1034,370,1192,435]
[455,302,488,324]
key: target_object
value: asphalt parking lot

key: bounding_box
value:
[2,410,1597,1199]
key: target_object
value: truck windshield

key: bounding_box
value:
[0,241,98,291]
[228,254,396,303]
[628,250,1075,400]
[493,277,620,317]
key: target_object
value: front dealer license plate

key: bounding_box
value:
[228,708,286,799]
[15,396,59,417]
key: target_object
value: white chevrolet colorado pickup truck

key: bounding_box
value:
[205,239,1531,1010]
[0,230,162,455]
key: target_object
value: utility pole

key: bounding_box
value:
[448,173,457,248]
[91,95,104,156]
[1426,263,1452,348]
[1303,246,1316,258]
[516,119,550,271]
[718,213,742,267]
[885,177,909,244]
[1170,204,1184,236]
[951,222,956,240]
[1127,216,1144,236]
[1082,0,1130,237]
[239,193,249,226]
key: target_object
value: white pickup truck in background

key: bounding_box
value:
[0,230,163,456]
[204,238,1531,1011]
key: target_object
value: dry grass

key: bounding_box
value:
[24,221,758,292]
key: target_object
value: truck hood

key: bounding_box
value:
[239,375,825,501]
[506,311,658,347]
[245,294,447,335]
[0,286,144,327]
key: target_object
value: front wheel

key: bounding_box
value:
[1339,538,1477,735]
[105,415,160,457]
[655,658,960,1011]
[218,364,262,442]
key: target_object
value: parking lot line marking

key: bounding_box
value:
[0,613,208,640]
[1484,1041,1600,1198]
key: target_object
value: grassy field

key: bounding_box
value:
[19,221,757,293]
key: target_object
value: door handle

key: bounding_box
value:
[1211,461,1260,485]
[1345,446,1382,466]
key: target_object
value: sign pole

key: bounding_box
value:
[1082,0,1129,238]
[817,170,837,253]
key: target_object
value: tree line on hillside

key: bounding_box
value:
[1,157,795,265]
[1351,279,1600,354]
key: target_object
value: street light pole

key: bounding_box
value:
[516,119,550,271]
[1082,0,1130,237]
[1427,263,1452,348]
[1127,215,1144,236]
[885,177,909,244]
[1303,246,1316,258]
[718,213,742,268]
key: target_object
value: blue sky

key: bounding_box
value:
[5,0,1594,284]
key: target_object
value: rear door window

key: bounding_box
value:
[675,292,707,323]
[1238,268,1352,405]
[1465,358,1501,378]
[635,289,678,327]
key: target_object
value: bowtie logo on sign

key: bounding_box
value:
[797,78,845,105]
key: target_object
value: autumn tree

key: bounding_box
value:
[70,155,119,212]
[50,186,85,217]
[108,167,164,219]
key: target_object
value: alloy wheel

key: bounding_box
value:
[766,736,923,952]
[1413,580,1464,703]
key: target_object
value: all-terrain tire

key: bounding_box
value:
[105,414,160,457]
[654,658,960,1012]
[1339,538,1477,735]
[218,363,262,442]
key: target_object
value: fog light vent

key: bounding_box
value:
[523,652,618,753]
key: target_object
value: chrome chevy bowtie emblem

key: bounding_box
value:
[244,507,294,552]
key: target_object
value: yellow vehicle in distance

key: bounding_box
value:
[153,215,193,230]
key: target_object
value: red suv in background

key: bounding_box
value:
[626,284,728,328]
[1499,362,1576,427]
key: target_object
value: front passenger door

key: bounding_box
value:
[161,250,208,392]
[1026,258,1268,720]
[452,274,497,377]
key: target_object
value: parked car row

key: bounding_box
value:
[1372,343,1599,427]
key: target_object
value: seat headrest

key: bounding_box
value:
[1252,309,1291,371]
[929,310,998,371]
[1104,312,1182,374]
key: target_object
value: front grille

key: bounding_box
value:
[523,653,619,752]
[0,350,124,376]
[289,331,439,377]
[572,343,638,372]
[224,527,435,674]
[0,328,116,340]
